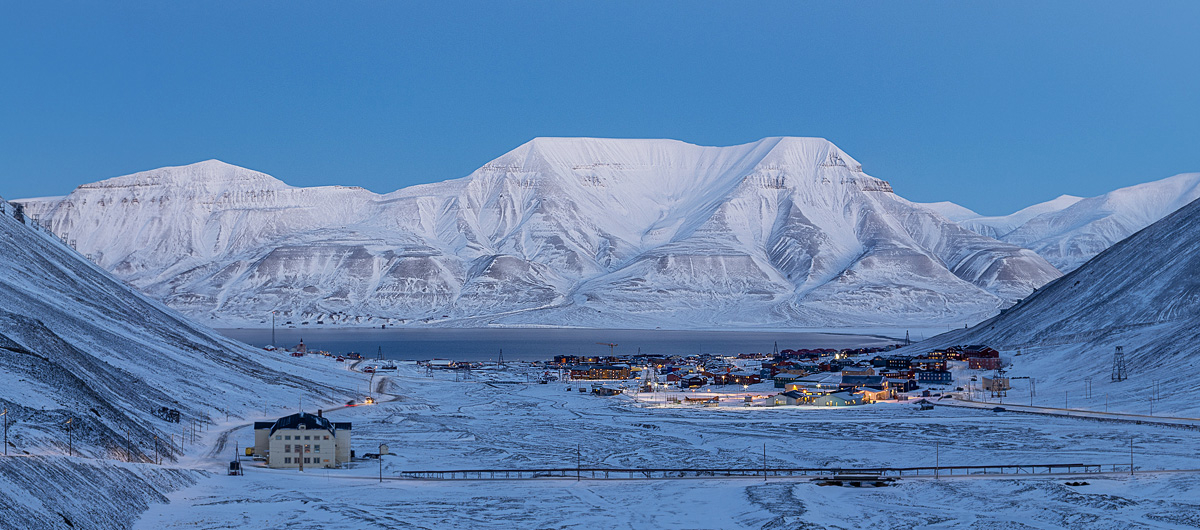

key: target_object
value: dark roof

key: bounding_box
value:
[841,375,885,387]
[780,390,805,399]
[253,421,275,430]
[268,412,339,436]
[333,422,352,430]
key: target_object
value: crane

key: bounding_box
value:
[596,342,617,356]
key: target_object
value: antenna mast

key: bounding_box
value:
[1111,346,1128,382]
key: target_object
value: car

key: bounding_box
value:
[992,407,1006,412]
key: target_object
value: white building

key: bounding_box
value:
[254,411,351,469]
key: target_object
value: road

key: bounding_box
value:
[204,358,397,461]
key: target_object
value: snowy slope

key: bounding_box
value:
[906,194,1200,414]
[18,138,1061,328]
[958,194,1082,240]
[957,173,1200,272]
[915,201,980,222]
[0,197,359,461]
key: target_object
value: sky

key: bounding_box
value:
[1,1,1197,215]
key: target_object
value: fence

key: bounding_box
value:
[397,463,1129,481]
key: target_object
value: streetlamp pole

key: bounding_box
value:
[66,418,73,457]
[935,441,940,479]
[2,408,7,456]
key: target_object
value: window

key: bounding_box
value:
[304,435,311,440]
[284,435,291,440]
[305,445,311,452]
[284,445,291,453]
[284,457,292,464]
[324,435,330,440]
[323,459,329,463]
[314,445,320,452]
[304,457,311,464]
[274,435,281,440]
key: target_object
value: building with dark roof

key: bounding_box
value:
[253,411,351,469]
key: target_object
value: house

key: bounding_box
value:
[255,411,351,469]
[772,372,805,388]
[710,371,761,386]
[680,375,708,388]
[912,358,948,371]
[841,366,876,376]
[840,374,887,390]
[916,370,953,385]
[982,376,1011,392]
[855,387,891,403]
[968,357,1002,370]
[884,355,914,370]
[811,391,862,407]
[771,390,810,406]
[886,378,919,393]
[786,373,842,392]
[962,345,999,358]
[569,364,631,380]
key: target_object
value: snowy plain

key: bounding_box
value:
[133,362,1200,529]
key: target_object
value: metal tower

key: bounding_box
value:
[1111,346,1128,382]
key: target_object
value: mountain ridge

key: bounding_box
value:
[17,137,1060,328]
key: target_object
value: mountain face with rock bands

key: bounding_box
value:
[18,137,1062,328]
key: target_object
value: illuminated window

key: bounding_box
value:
[284,445,291,452]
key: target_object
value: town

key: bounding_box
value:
[541,343,1010,407]
[274,338,1014,416]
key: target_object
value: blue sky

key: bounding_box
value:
[2,1,1197,215]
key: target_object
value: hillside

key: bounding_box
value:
[17,137,1061,329]
[0,194,361,527]
[951,173,1200,273]
[905,195,1200,415]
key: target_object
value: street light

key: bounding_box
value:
[379,443,389,483]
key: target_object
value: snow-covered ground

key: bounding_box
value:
[133,363,1200,529]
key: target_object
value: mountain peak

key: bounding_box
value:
[79,160,290,191]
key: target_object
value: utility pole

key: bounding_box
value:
[762,442,767,481]
[935,441,940,479]
[1130,437,1134,475]
[2,408,7,456]
[66,417,73,457]
[154,435,159,465]
[576,444,581,481]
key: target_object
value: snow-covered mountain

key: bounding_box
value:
[0,195,357,460]
[947,173,1200,273]
[957,195,1083,240]
[0,194,365,527]
[18,137,1062,328]
[906,194,1200,414]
